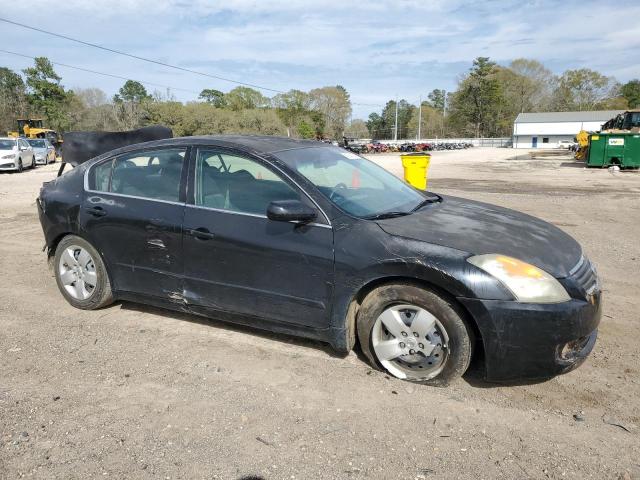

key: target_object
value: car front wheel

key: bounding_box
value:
[54,235,114,310]
[31,156,36,168]
[17,159,23,172]
[357,283,473,386]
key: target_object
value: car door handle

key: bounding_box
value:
[147,238,166,249]
[185,227,215,240]
[85,206,107,217]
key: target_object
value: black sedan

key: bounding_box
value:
[37,135,602,385]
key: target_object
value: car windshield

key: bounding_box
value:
[0,139,16,149]
[275,146,429,218]
[28,140,46,148]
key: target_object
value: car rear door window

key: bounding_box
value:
[91,159,113,192]
[89,148,186,202]
[195,149,299,215]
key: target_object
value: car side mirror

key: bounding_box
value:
[267,200,317,223]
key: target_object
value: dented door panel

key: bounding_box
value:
[80,193,185,298]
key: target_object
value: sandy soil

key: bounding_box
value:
[1,148,639,479]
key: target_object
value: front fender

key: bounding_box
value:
[327,220,512,352]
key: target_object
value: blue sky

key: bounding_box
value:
[1,0,639,118]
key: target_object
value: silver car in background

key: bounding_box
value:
[0,137,35,172]
[27,138,56,165]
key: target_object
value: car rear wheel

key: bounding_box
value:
[54,235,113,310]
[357,283,473,386]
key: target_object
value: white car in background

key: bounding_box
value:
[27,138,56,165]
[0,137,36,172]
[557,140,577,149]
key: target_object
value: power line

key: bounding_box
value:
[0,16,285,94]
[0,16,383,108]
[0,49,201,96]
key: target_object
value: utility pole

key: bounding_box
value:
[417,95,422,141]
[443,90,447,118]
[394,96,398,141]
[442,90,447,138]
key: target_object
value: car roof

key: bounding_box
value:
[185,135,326,153]
[92,135,331,160]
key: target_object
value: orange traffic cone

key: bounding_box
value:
[351,169,360,189]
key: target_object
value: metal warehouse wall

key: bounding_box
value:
[514,121,607,136]
[512,120,609,149]
[513,134,575,149]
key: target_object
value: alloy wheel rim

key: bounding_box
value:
[58,245,98,300]
[372,304,449,380]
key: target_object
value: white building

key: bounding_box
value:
[512,110,624,149]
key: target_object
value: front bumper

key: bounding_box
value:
[459,290,602,381]
[0,162,17,171]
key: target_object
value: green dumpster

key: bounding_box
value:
[586,132,640,168]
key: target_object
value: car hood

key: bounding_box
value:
[0,148,16,155]
[376,195,582,278]
[31,147,48,154]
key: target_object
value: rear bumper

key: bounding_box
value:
[36,196,55,249]
[459,291,602,381]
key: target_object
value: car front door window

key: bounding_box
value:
[195,150,299,215]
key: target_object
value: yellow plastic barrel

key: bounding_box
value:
[400,153,431,190]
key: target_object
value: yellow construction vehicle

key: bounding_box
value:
[574,130,590,161]
[8,119,62,155]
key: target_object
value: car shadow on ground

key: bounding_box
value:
[117,301,345,359]
[117,301,554,389]
[462,363,552,388]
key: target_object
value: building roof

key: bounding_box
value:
[514,110,624,124]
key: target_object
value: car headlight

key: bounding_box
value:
[2,153,15,159]
[467,254,570,303]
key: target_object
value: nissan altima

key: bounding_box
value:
[37,136,602,385]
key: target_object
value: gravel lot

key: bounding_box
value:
[1,148,639,479]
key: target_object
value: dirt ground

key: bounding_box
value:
[1,148,639,479]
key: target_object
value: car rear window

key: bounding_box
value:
[88,148,186,202]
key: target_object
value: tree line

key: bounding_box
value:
[364,58,640,140]
[0,57,352,140]
[1,56,639,140]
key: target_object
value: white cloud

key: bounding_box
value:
[0,0,638,118]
